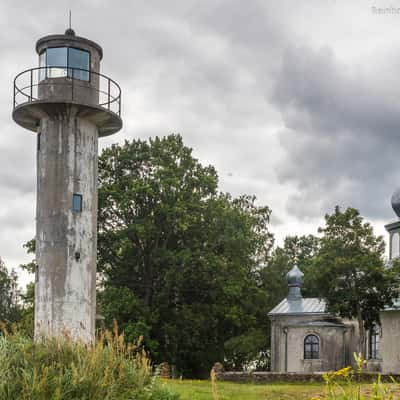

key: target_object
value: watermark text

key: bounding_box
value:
[372,6,400,15]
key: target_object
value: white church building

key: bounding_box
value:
[268,191,400,374]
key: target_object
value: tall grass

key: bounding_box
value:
[320,353,398,400]
[0,325,179,400]
[210,368,219,400]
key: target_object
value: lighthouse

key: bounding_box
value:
[12,28,122,341]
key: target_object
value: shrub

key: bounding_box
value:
[0,326,179,400]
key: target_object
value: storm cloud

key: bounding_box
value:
[273,44,400,220]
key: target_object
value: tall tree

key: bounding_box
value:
[97,134,273,376]
[18,239,36,336]
[312,206,400,356]
[0,258,20,324]
[281,235,320,297]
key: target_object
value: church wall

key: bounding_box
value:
[287,325,345,372]
[344,319,359,366]
[380,310,400,374]
[270,315,358,373]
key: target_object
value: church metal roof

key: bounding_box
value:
[268,297,327,316]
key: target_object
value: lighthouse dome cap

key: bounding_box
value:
[287,265,304,286]
[391,188,400,218]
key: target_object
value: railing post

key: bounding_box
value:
[108,79,111,110]
[71,68,74,101]
[30,69,33,102]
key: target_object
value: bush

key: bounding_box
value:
[0,327,179,400]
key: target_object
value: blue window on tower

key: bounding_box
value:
[72,194,82,212]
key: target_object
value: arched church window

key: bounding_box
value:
[304,334,319,359]
[369,324,380,360]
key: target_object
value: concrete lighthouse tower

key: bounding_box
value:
[12,28,122,341]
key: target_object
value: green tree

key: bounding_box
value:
[282,235,320,297]
[17,239,36,336]
[97,134,273,376]
[280,235,320,267]
[312,206,400,356]
[260,234,319,313]
[0,258,20,324]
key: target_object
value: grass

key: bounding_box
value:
[164,379,400,400]
[164,379,325,400]
[166,357,400,399]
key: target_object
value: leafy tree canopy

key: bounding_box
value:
[97,134,273,376]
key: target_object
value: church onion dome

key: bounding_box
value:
[287,265,304,287]
[391,188,400,218]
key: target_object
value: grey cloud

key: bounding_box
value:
[272,45,400,220]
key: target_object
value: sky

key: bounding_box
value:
[1,0,400,286]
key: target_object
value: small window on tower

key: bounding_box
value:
[72,194,82,212]
[37,132,41,151]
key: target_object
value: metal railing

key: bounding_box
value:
[13,66,121,117]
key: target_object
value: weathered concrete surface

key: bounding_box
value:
[35,111,98,342]
[379,310,400,374]
[13,101,122,137]
[270,314,358,373]
[36,34,103,61]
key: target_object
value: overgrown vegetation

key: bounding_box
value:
[0,327,179,400]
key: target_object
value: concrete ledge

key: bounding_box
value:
[216,371,400,383]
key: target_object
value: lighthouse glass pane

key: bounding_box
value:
[68,48,90,81]
[39,51,46,81]
[47,47,68,78]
